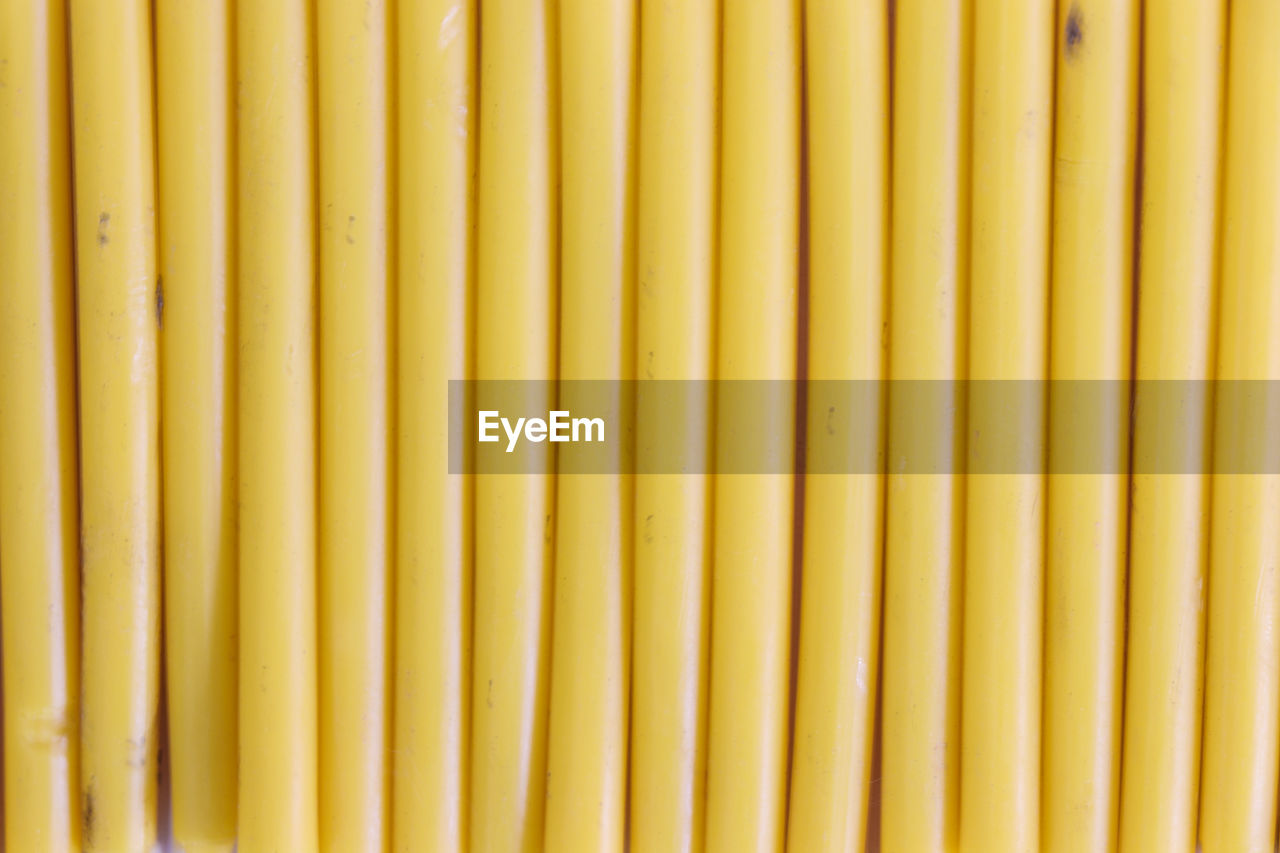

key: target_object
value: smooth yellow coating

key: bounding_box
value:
[1043,1,1137,850]
[67,0,161,848]
[0,0,81,848]
[544,0,635,849]
[236,0,320,848]
[318,0,392,848]
[961,2,1053,850]
[470,0,557,849]
[155,0,238,847]
[1199,2,1280,849]
[629,0,717,848]
[786,0,887,850]
[1118,1,1225,851]
[703,0,799,850]
[881,0,969,847]
[393,0,475,850]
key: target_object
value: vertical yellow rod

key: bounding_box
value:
[470,0,557,849]
[630,0,717,847]
[1044,1,1136,845]
[1118,1,1224,850]
[1199,1,1280,849]
[544,0,635,849]
[1043,0,1138,849]
[393,0,475,849]
[236,0,319,849]
[0,0,80,848]
[704,0,799,849]
[317,0,392,848]
[881,0,970,847]
[786,0,887,849]
[68,0,161,847]
[155,0,238,848]
[961,0,1053,849]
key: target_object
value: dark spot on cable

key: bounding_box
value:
[155,276,164,329]
[97,212,109,247]
[1064,5,1084,59]
[83,781,96,847]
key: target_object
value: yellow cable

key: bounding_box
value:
[68,0,161,848]
[1042,1,1138,850]
[786,0,887,849]
[1199,1,1280,849]
[317,0,392,848]
[961,3,1053,850]
[881,0,970,847]
[704,0,799,850]
[630,0,717,848]
[236,0,319,848]
[155,0,238,848]
[1118,1,1225,850]
[393,0,475,849]
[0,0,81,848]
[470,0,557,849]
[544,0,635,849]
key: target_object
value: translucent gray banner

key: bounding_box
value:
[448,380,1280,474]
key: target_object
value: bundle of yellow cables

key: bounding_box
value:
[1,1,1276,851]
